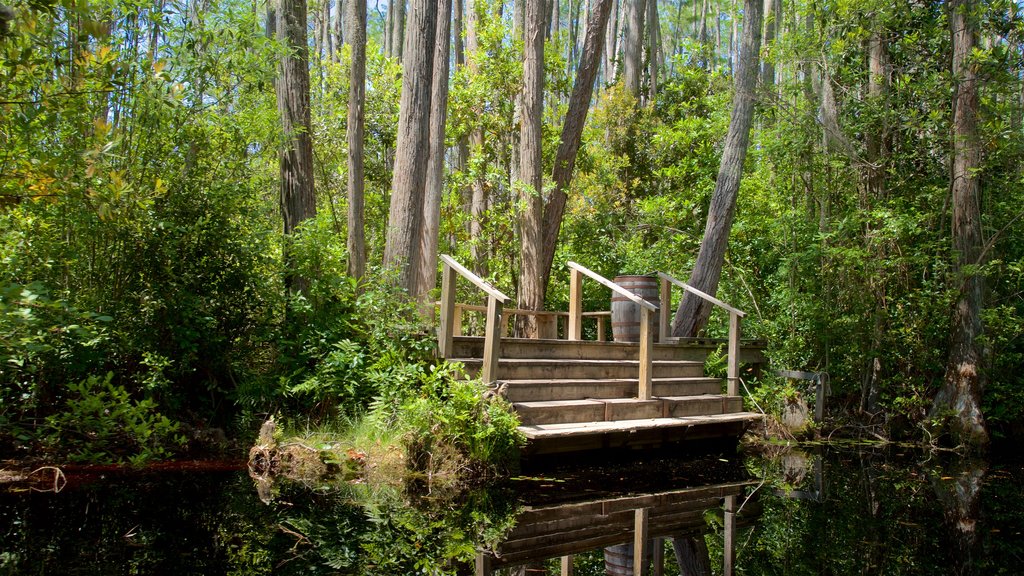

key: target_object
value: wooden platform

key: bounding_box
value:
[452,335,765,456]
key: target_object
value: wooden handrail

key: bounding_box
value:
[657,272,745,395]
[568,261,658,311]
[656,272,745,317]
[439,255,510,303]
[438,255,506,383]
[566,261,657,399]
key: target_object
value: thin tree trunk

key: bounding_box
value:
[760,0,776,89]
[516,0,546,337]
[334,0,344,56]
[671,0,761,337]
[622,0,645,95]
[383,0,437,292]
[538,0,613,294]
[276,0,317,293]
[467,0,488,277]
[645,0,658,101]
[672,536,712,576]
[416,0,453,298]
[930,0,988,449]
[346,0,367,277]
[602,0,619,84]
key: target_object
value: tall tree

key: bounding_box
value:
[761,0,778,89]
[671,0,762,337]
[621,0,645,95]
[467,0,489,277]
[346,0,367,278]
[516,0,546,336]
[275,0,317,292]
[416,0,453,297]
[539,0,614,294]
[930,0,988,448]
[383,0,437,292]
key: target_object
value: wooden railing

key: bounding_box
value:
[438,255,510,383]
[657,272,745,395]
[567,261,658,400]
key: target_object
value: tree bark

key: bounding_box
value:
[346,0,367,278]
[602,0,619,84]
[334,0,345,57]
[467,0,489,277]
[671,0,761,337]
[621,0,645,95]
[383,0,437,292]
[389,0,406,58]
[930,0,988,449]
[672,536,712,576]
[645,0,659,101]
[760,0,777,89]
[516,0,546,337]
[538,0,613,294]
[416,0,453,298]
[276,0,317,293]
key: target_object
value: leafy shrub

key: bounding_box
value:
[44,373,185,464]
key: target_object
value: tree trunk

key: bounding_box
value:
[383,0,437,292]
[671,536,712,576]
[334,0,345,56]
[621,0,645,95]
[276,0,317,293]
[389,0,406,58]
[930,0,988,449]
[416,0,453,298]
[760,0,776,89]
[538,0,613,294]
[467,0,489,277]
[645,0,658,101]
[516,0,546,337]
[671,0,761,337]
[346,0,367,278]
[602,0,619,84]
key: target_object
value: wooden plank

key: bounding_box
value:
[567,261,658,311]
[638,307,653,399]
[481,297,502,383]
[439,254,510,303]
[727,312,741,396]
[561,556,574,576]
[657,272,745,317]
[439,263,457,357]
[723,495,736,576]
[659,277,671,341]
[633,508,650,576]
[517,413,763,440]
[569,268,583,340]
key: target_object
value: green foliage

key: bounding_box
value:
[44,372,185,464]
[385,364,525,475]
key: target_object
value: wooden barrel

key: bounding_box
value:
[611,275,659,343]
[604,543,651,576]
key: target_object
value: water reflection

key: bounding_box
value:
[0,448,1021,574]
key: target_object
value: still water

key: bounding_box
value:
[1,446,1021,575]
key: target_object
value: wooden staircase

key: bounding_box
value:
[451,336,762,456]
[436,255,764,457]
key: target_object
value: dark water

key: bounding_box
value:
[1,446,1021,575]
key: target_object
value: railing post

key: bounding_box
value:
[439,262,457,358]
[597,316,606,342]
[482,296,503,383]
[727,311,741,396]
[638,307,653,399]
[568,267,583,340]
[659,276,671,341]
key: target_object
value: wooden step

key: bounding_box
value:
[499,377,722,402]
[517,412,763,440]
[513,395,745,425]
[458,358,705,380]
[450,336,711,362]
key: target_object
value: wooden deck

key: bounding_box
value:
[451,335,765,456]
[437,255,767,458]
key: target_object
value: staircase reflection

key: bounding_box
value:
[476,477,760,575]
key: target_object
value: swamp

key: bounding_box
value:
[2,446,1023,575]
